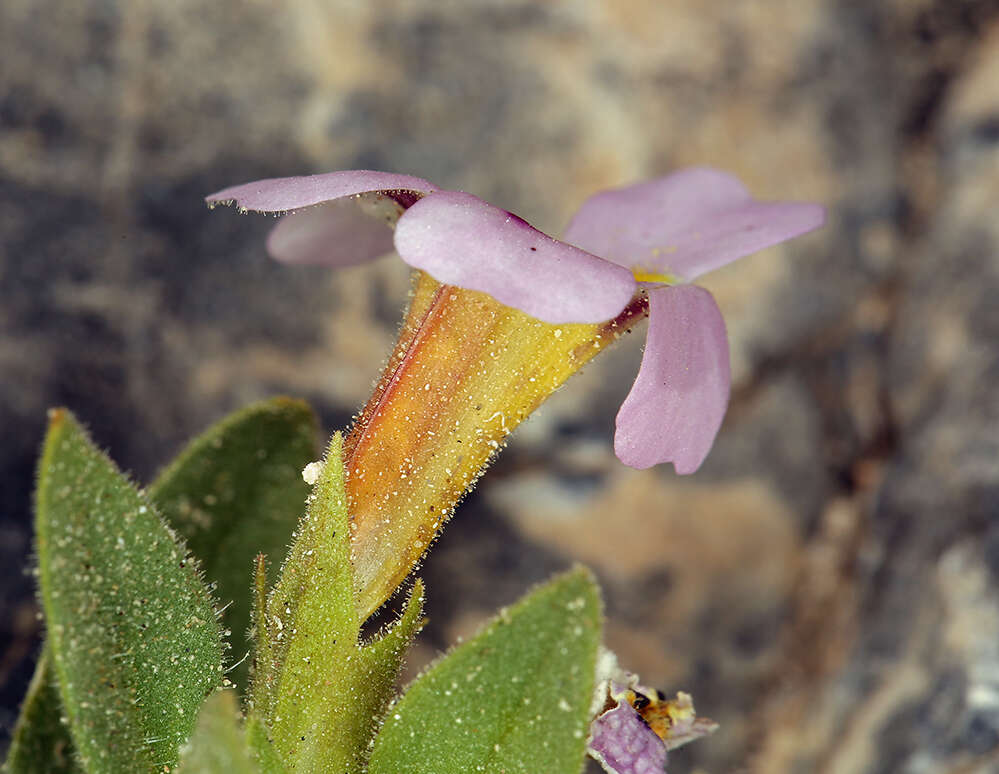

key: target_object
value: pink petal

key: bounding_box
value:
[614,285,730,473]
[393,191,636,324]
[265,198,396,267]
[563,167,825,281]
[205,170,438,212]
[588,701,668,774]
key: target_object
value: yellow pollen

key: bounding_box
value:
[631,266,680,284]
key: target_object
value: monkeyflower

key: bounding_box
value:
[207,169,822,616]
[209,169,822,471]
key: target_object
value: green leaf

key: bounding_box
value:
[176,691,261,774]
[368,567,603,774]
[249,433,424,773]
[148,398,318,693]
[35,409,224,773]
[3,645,81,774]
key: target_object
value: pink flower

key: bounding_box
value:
[586,651,718,774]
[207,168,823,474]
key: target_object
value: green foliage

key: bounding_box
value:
[3,646,80,774]
[176,691,261,774]
[34,410,224,773]
[368,567,603,774]
[248,433,425,773]
[13,404,611,774]
[149,398,318,693]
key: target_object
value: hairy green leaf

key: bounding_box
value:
[35,409,224,773]
[249,433,424,773]
[3,645,80,774]
[176,691,261,774]
[368,567,603,774]
[149,398,317,693]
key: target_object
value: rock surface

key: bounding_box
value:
[3,1,999,771]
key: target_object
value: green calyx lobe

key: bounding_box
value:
[248,432,425,773]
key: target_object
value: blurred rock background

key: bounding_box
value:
[2,0,999,771]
